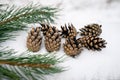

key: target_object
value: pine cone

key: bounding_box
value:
[61,24,77,39]
[77,36,107,51]
[44,26,61,52]
[63,37,83,57]
[79,24,102,37]
[26,27,42,52]
[40,23,50,35]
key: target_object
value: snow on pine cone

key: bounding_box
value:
[26,27,42,52]
[61,24,77,39]
[77,35,107,51]
[79,23,102,37]
[63,37,83,57]
[44,26,61,52]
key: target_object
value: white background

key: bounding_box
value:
[1,0,120,80]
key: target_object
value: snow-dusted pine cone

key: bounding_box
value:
[77,36,107,51]
[44,26,61,52]
[61,24,77,39]
[26,27,42,52]
[79,24,102,37]
[63,37,83,57]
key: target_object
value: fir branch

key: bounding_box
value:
[0,53,64,80]
[0,6,58,25]
[0,49,63,69]
[0,53,63,68]
[0,4,64,80]
[0,4,58,43]
[0,54,62,69]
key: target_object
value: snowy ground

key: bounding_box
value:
[1,0,120,80]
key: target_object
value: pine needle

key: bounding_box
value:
[0,4,58,43]
[0,4,64,80]
[0,53,64,80]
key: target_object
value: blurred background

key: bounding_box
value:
[0,0,120,80]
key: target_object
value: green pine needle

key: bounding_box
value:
[0,66,20,80]
[0,52,64,80]
[0,4,59,43]
[0,4,64,80]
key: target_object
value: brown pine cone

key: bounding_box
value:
[77,36,107,51]
[61,24,77,39]
[79,23,102,37]
[63,37,83,57]
[26,27,42,52]
[40,23,50,35]
[44,26,61,52]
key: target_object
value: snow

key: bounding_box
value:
[1,0,120,80]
